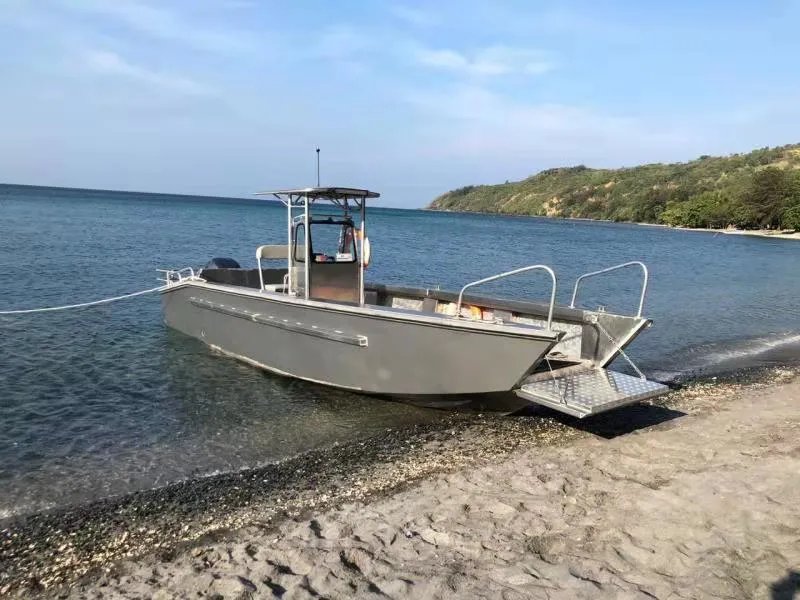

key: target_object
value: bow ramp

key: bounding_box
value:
[515,367,670,419]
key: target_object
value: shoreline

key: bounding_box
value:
[668,225,800,240]
[712,228,800,240]
[2,366,798,597]
[425,207,800,240]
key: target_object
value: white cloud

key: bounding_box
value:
[58,0,258,54]
[314,25,368,60]
[221,0,259,8]
[311,25,373,75]
[414,48,466,70]
[388,5,437,28]
[414,44,553,76]
[83,50,211,96]
[403,84,697,166]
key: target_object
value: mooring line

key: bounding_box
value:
[0,285,168,315]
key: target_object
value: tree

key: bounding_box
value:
[729,200,759,229]
[782,203,800,230]
[742,167,788,228]
[632,188,669,223]
[659,191,727,228]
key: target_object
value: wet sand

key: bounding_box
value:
[3,368,799,599]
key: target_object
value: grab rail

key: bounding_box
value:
[570,261,649,317]
[456,265,557,330]
[157,268,197,286]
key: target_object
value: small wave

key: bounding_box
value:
[0,500,57,521]
[645,369,684,384]
[648,331,800,383]
[694,332,800,364]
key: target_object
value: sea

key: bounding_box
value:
[1,184,799,518]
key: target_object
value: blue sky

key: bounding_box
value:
[1,0,799,207]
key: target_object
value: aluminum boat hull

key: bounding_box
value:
[161,282,561,397]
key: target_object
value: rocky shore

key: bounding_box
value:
[2,367,798,599]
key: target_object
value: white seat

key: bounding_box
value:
[256,245,305,292]
[256,245,304,260]
[257,245,295,291]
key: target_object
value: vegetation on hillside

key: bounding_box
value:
[428,144,800,230]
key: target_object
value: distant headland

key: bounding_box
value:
[428,143,800,235]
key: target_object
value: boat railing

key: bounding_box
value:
[570,261,649,317]
[156,268,200,286]
[456,265,557,330]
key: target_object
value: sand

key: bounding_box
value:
[717,229,800,241]
[671,227,800,241]
[4,369,799,599]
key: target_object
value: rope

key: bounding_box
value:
[595,320,647,379]
[0,285,168,315]
[544,355,568,405]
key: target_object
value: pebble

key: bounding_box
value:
[488,502,517,516]
[1,365,793,596]
[419,528,451,547]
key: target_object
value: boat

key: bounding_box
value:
[158,186,669,418]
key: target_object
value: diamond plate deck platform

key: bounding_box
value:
[515,368,669,418]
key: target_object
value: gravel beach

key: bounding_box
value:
[2,368,798,599]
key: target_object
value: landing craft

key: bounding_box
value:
[159,185,668,418]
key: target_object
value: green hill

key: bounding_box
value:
[428,144,800,230]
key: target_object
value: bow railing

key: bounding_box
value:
[456,265,557,330]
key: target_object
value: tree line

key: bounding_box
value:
[429,144,800,231]
[659,167,800,230]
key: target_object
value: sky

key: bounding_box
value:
[1,1,799,207]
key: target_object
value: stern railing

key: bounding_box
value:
[456,265,557,330]
[570,261,649,317]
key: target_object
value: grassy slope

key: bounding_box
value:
[428,144,800,226]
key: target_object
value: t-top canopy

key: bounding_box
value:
[254,187,380,200]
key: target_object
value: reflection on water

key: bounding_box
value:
[2,329,444,517]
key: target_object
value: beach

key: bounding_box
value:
[2,367,797,599]
[423,207,800,242]
[3,4,800,598]
[672,226,800,241]
[717,229,800,241]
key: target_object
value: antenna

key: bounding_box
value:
[316,148,320,187]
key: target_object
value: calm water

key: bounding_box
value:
[1,185,799,517]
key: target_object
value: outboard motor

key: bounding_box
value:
[203,257,241,270]
[198,257,242,282]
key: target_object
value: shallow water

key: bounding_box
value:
[1,184,798,517]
